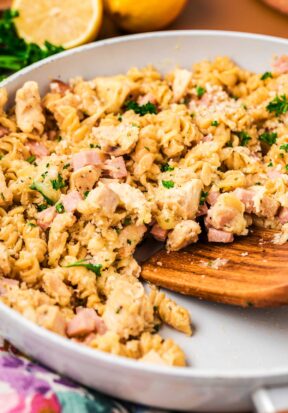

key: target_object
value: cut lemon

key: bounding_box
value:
[12,0,103,49]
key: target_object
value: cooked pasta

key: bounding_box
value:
[0,55,288,367]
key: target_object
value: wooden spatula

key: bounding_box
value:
[140,227,288,308]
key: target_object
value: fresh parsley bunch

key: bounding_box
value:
[0,9,64,81]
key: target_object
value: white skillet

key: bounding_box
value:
[1,31,288,412]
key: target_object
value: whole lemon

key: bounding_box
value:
[104,0,187,33]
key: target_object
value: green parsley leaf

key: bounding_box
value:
[196,86,205,98]
[65,260,102,276]
[280,144,288,153]
[26,155,36,164]
[285,165,288,171]
[267,161,273,167]
[261,72,273,81]
[266,95,288,116]
[36,203,48,212]
[124,100,157,116]
[27,222,36,227]
[57,135,62,142]
[160,163,174,172]
[211,120,219,126]
[259,132,277,145]
[84,190,90,199]
[118,115,122,122]
[55,203,64,213]
[234,131,251,146]
[123,216,132,226]
[162,180,174,189]
[50,174,65,190]
[199,191,208,205]
[30,182,54,205]
[63,163,70,169]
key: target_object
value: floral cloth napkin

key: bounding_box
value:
[0,336,164,413]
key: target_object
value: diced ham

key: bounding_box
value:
[196,203,208,217]
[233,188,255,213]
[72,150,105,171]
[137,93,157,106]
[208,228,234,243]
[103,156,127,179]
[67,308,107,338]
[61,190,82,213]
[50,79,70,95]
[27,140,49,158]
[278,207,288,224]
[150,224,168,241]
[206,190,220,206]
[37,206,57,230]
[267,169,282,180]
[272,55,288,74]
[0,126,9,138]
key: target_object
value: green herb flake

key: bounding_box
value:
[89,143,101,149]
[127,239,132,245]
[124,100,157,116]
[30,182,54,205]
[57,135,62,142]
[84,190,90,199]
[261,71,273,81]
[234,131,251,146]
[267,161,273,167]
[63,163,70,170]
[36,203,48,212]
[27,222,36,227]
[211,120,219,126]
[55,202,64,213]
[259,132,277,145]
[199,191,208,206]
[26,155,36,164]
[162,180,174,189]
[65,260,102,276]
[266,95,288,116]
[285,165,288,171]
[196,86,205,98]
[161,163,174,172]
[118,115,122,122]
[280,144,288,153]
[123,216,132,226]
[50,174,65,190]
[115,306,122,314]
[0,192,5,201]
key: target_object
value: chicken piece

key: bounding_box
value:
[70,165,101,196]
[207,228,234,243]
[27,141,49,158]
[36,304,66,336]
[167,220,201,251]
[0,126,9,138]
[61,190,82,213]
[118,224,147,258]
[272,55,288,74]
[0,169,12,207]
[37,206,57,230]
[92,124,139,156]
[150,224,168,241]
[108,182,151,224]
[172,68,192,102]
[50,79,70,95]
[278,207,288,224]
[15,81,45,134]
[103,156,127,179]
[42,269,71,307]
[0,243,11,276]
[102,278,154,339]
[72,150,106,171]
[206,190,220,206]
[206,193,247,235]
[67,308,106,338]
[77,184,119,217]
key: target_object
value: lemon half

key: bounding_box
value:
[12,0,103,49]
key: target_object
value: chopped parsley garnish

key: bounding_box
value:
[84,190,90,199]
[57,135,62,142]
[144,146,150,151]
[50,174,65,190]
[65,260,102,276]
[124,100,157,116]
[259,132,277,145]
[199,191,208,205]
[26,155,36,164]
[0,192,5,201]
[27,222,36,227]
[30,182,54,205]
[196,86,205,98]
[161,163,174,172]
[123,216,132,226]
[55,202,64,213]
[118,115,122,122]
[225,141,233,148]
[162,180,174,189]
[267,161,273,167]
[36,203,48,212]
[285,165,288,171]
[89,143,101,149]
[63,163,70,169]
[234,131,251,146]
[211,120,219,126]
[266,95,288,116]
[261,71,273,80]
[280,144,288,153]
[127,239,132,245]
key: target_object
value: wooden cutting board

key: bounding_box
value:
[141,227,288,308]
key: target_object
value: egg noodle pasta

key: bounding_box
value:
[0,55,288,366]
